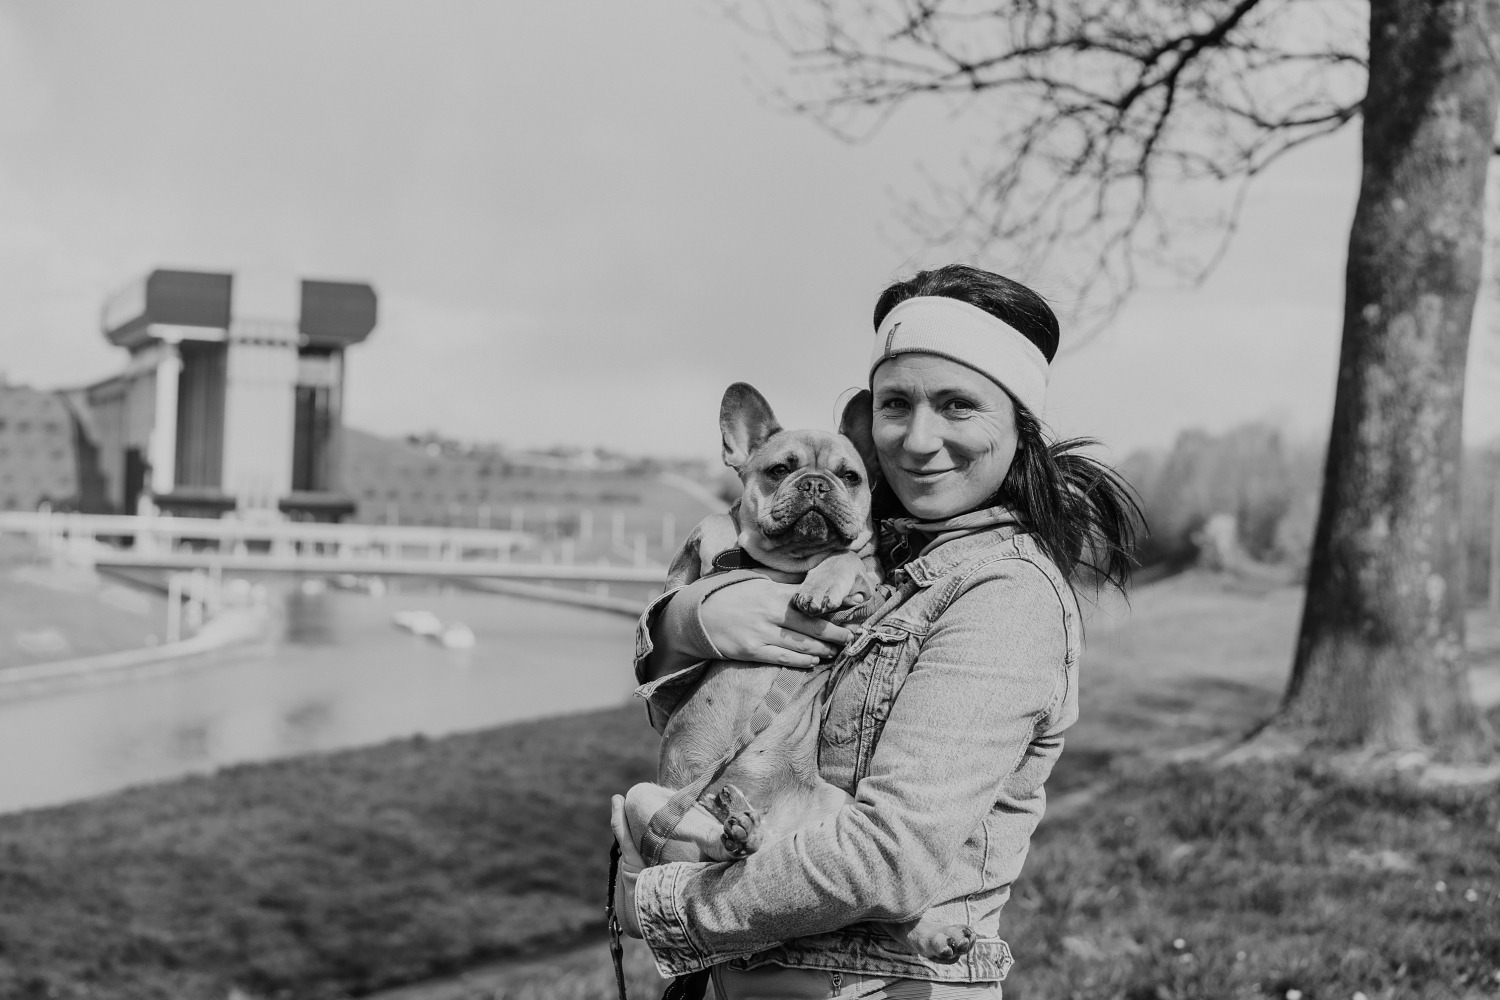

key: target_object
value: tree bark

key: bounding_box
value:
[1282,0,1499,755]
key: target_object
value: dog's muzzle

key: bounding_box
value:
[765,473,861,542]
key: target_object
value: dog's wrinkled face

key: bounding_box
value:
[720,383,880,573]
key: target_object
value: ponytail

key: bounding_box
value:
[998,403,1142,595]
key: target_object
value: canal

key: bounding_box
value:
[0,584,640,814]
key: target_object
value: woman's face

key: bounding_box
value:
[871,353,1019,521]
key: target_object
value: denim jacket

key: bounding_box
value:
[629,523,1081,983]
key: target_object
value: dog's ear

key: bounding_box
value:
[838,389,881,488]
[720,383,782,472]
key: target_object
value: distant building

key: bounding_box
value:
[79,269,376,520]
[0,381,77,511]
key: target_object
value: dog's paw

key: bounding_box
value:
[917,924,976,964]
[713,784,763,859]
[792,588,837,616]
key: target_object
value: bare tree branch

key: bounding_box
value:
[725,0,1368,334]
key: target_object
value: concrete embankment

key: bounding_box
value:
[0,606,272,695]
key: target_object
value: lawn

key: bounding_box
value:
[0,573,1495,1000]
[385,758,1500,1000]
[0,706,660,1000]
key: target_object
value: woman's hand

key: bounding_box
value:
[610,794,644,938]
[700,578,852,667]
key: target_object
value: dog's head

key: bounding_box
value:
[720,382,880,574]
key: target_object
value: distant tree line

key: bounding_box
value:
[1122,425,1500,603]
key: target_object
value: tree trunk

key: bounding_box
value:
[1281,0,1499,755]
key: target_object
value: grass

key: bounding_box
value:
[0,705,659,1000]
[0,573,1497,1000]
[1003,760,1500,1000]
[397,755,1500,1000]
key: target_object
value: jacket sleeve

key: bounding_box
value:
[631,561,1070,976]
[632,570,761,731]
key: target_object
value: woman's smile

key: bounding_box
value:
[872,353,1020,521]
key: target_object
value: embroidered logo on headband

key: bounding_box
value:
[882,321,901,358]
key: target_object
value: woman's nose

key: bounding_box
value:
[902,407,943,456]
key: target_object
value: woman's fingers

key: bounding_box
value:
[699,577,854,665]
[772,627,841,660]
[611,794,646,868]
[781,608,854,647]
[760,646,822,669]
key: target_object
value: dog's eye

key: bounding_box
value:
[766,464,790,479]
[841,471,861,486]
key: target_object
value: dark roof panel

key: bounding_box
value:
[103,270,233,347]
[299,280,377,347]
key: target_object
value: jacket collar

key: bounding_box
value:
[883,505,1022,586]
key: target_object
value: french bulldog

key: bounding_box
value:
[623,382,976,964]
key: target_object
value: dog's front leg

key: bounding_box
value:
[793,551,874,616]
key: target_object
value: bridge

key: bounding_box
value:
[0,510,670,584]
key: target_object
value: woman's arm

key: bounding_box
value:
[630,560,1071,975]
[636,577,854,682]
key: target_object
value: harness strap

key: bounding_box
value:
[638,663,827,867]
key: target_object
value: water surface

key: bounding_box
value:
[0,584,638,814]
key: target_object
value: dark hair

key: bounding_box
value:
[872,264,1142,593]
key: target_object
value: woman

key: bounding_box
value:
[611,264,1139,998]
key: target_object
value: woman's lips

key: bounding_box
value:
[902,467,955,481]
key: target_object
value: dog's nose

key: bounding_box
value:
[797,476,831,495]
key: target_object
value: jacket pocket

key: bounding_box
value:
[820,626,913,747]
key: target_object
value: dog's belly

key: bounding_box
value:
[659,661,788,787]
[658,661,833,831]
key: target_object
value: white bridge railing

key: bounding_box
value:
[0,510,670,584]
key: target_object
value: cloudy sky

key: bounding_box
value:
[2,1,1498,460]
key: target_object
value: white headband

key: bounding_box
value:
[870,296,1050,415]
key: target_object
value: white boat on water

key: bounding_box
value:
[393,611,476,649]
[392,610,444,637]
[439,623,476,649]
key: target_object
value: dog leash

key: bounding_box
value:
[606,840,629,1000]
[608,839,713,1000]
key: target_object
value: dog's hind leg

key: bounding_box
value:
[623,782,743,864]
[706,783,764,858]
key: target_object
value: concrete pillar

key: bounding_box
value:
[221,271,300,513]
[221,320,299,511]
[149,344,181,495]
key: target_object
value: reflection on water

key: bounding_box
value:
[0,582,639,815]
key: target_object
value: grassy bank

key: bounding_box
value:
[400,756,1500,1000]
[0,705,659,1000]
[1,574,1497,1000]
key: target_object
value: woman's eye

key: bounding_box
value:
[945,399,976,415]
[766,464,790,479]
[878,397,909,412]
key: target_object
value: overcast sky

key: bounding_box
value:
[2,1,1498,460]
